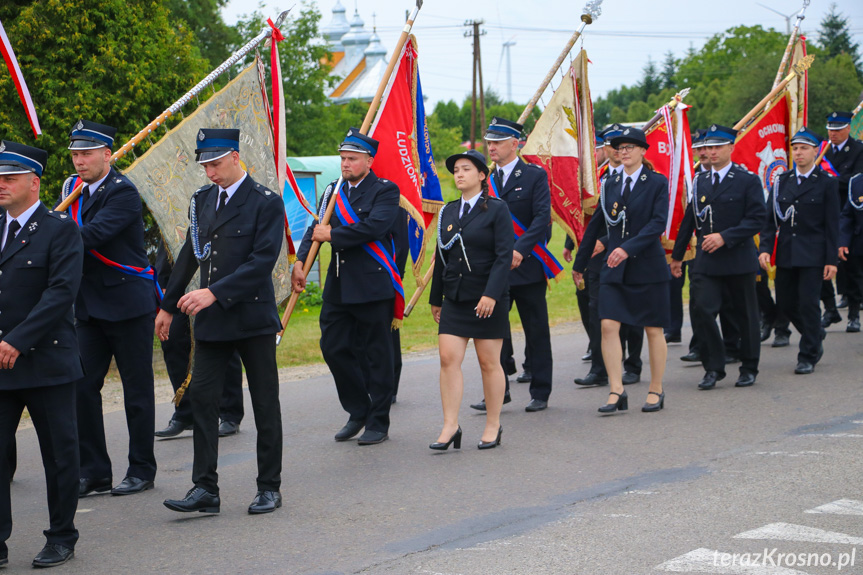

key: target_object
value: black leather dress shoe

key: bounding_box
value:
[469,393,511,411]
[32,544,73,568]
[697,371,723,390]
[622,372,641,385]
[822,309,842,327]
[112,476,154,496]
[248,490,282,514]
[218,420,240,437]
[334,419,364,441]
[516,371,532,383]
[794,361,815,374]
[581,348,592,361]
[79,477,112,497]
[154,419,192,438]
[735,372,756,387]
[664,332,681,343]
[838,296,848,309]
[574,372,608,386]
[164,486,220,513]
[760,321,772,342]
[847,318,860,332]
[525,399,547,412]
[772,332,790,347]
[724,355,740,364]
[357,430,388,445]
[680,350,701,362]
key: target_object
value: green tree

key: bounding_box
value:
[426,115,464,165]
[661,51,677,90]
[639,57,662,100]
[432,100,461,131]
[0,0,209,202]
[808,52,863,137]
[817,3,861,77]
[164,0,241,67]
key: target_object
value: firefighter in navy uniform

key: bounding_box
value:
[820,111,863,329]
[0,141,84,568]
[63,120,159,498]
[840,172,863,332]
[292,129,401,445]
[761,127,840,374]
[470,117,554,413]
[157,129,286,515]
[671,124,766,390]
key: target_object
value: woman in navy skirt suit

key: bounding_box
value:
[429,150,514,449]
[573,128,671,414]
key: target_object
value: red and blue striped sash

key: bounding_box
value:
[66,176,162,302]
[818,142,839,177]
[489,176,563,280]
[333,188,405,323]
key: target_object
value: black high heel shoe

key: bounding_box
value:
[478,426,502,449]
[430,427,462,450]
[598,391,628,414]
[641,391,665,413]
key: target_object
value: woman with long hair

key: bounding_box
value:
[573,128,671,414]
[429,150,514,449]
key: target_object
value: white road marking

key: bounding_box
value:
[656,548,811,574]
[805,499,863,516]
[734,522,863,545]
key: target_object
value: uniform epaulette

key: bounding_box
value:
[45,210,71,221]
[193,184,214,196]
[253,182,276,197]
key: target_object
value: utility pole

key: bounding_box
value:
[503,40,516,102]
[465,20,487,153]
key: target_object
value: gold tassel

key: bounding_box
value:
[288,254,297,264]
[391,318,403,331]
[173,374,191,406]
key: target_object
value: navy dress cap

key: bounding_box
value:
[195,128,240,164]
[826,111,853,130]
[0,140,48,177]
[601,123,625,145]
[790,127,822,147]
[595,134,605,148]
[338,128,379,157]
[691,128,707,149]
[445,149,490,176]
[703,124,738,145]
[68,119,117,150]
[484,117,523,141]
[610,127,650,150]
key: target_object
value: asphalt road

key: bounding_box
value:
[5,316,863,575]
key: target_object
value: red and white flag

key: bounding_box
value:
[731,95,790,193]
[0,18,41,138]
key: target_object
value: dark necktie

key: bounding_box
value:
[798,175,806,186]
[460,202,470,220]
[622,176,632,205]
[3,220,20,254]
[834,145,839,154]
[81,185,91,203]
[217,190,228,213]
[713,173,720,188]
[497,169,505,189]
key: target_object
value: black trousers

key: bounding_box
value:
[76,313,156,481]
[776,266,825,364]
[668,262,685,337]
[690,272,760,377]
[846,255,863,319]
[191,335,282,494]
[687,268,741,355]
[586,267,643,376]
[320,299,395,433]
[576,283,591,340]
[756,273,791,334]
[161,313,244,425]
[1,382,79,551]
[360,327,403,396]
[501,281,553,401]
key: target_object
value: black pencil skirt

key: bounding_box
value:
[438,296,510,340]
[598,281,670,329]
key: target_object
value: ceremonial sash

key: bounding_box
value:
[489,176,564,280]
[332,187,405,326]
[66,176,162,303]
[818,142,839,177]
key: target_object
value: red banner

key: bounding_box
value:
[731,95,789,192]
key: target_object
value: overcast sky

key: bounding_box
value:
[222,0,863,110]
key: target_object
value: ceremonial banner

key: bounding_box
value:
[852,107,863,140]
[731,95,790,194]
[521,50,597,245]
[0,18,40,137]
[645,102,693,257]
[786,36,809,137]
[369,36,443,276]
[124,64,292,302]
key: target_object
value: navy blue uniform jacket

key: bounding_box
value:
[297,170,400,305]
[162,175,285,341]
[61,167,157,321]
[573,167,671,285]
[671,164,766,275]
[0,204,84,390]
[761,167,839,268]
[496,159,552,286]
[840,175,863,254]
[825,138,863,193]
[429,196,513,305]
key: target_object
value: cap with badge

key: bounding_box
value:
[0,140,47,177]
[610,127,650,150]
[601,123,625,146]
[595,134,605,149]
[790,127,821,147]
[484,117,523,142]
[338,127,379,157]
[702,124,738,146]
[194,128,240,164]
[445,149,490,176]
[691,128,707,149]
[68,119,117,150]
[826,111,853,130]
